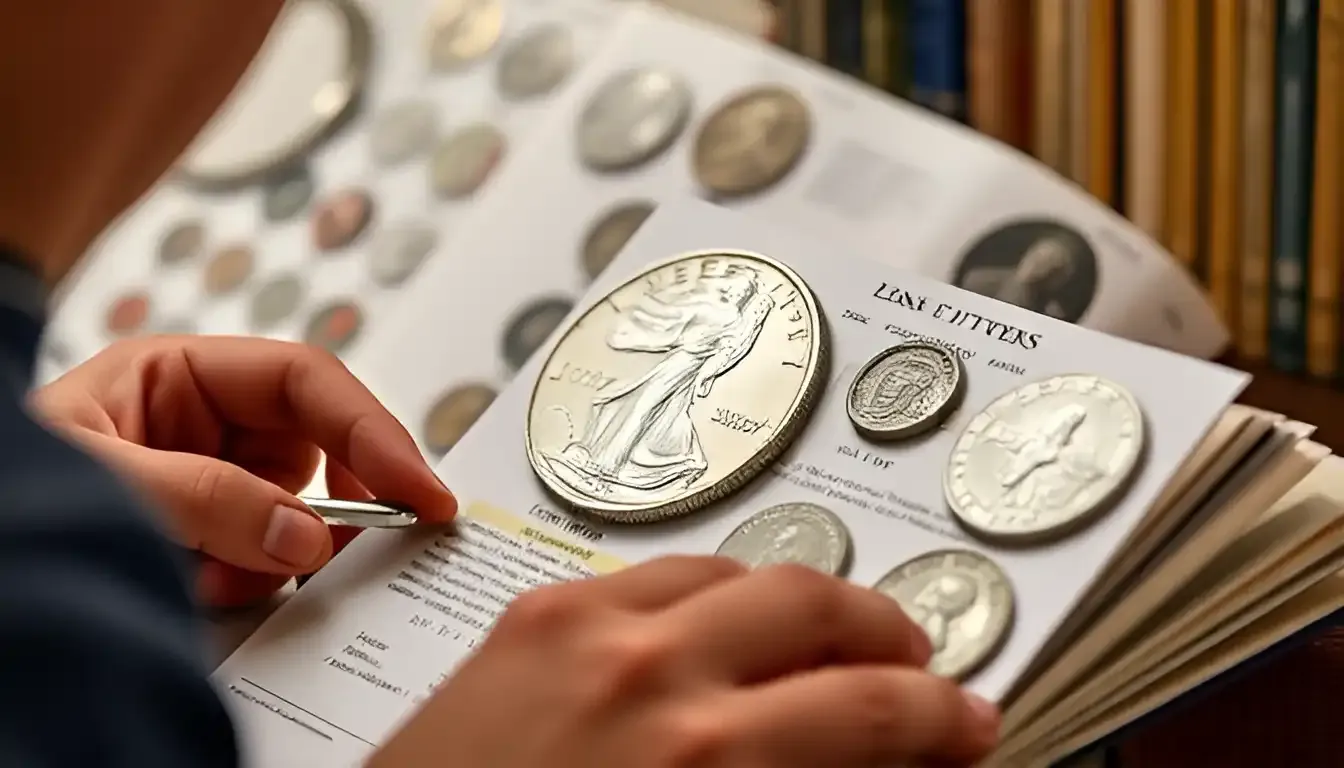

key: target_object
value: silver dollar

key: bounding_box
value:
[944,374,1145,544]
[575,69,692,172]
[496,24,575,100]
[716,503,851,575]
[873,549,1014,681]
[847,342,965,441]
[526,250,829,523]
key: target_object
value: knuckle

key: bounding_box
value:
[849,676,914,743]
[758,563,842,618]
[586,625,678,698]
[655,704,734,767]
[188,461,231,508]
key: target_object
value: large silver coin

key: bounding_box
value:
[575,69,692,172]
[873,549,1014,681]
[527,250,829,523]
[716,502,851,575]
[847,342,965,441]
[944,374,1145,544]
[370,223,437,287]
[496,24,575,100]
[370,100,438,166]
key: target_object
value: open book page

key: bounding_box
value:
[214,199,1245,766]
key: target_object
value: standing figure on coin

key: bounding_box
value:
[982,404,1104,521]
[908,572,978,654]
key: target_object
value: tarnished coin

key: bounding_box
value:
[370,100,438,166]
[874,549,1014,681]
[716,502,851,575]
[370,223,437,287]
[105,291,151,337]
[261,165,314,223]
[312,188,374,251]
[693,85,812,198]
[526,250,830,524]
[502,296,574,371]
[203,244,255,297]
[430,123,506,199]
[427,0,503,73]
[423,383,498,455]
[496,24,575,100]
[303,300,363,355]
[580,201,655,281]
[249,273,305,331]
[158,220,206,266]
[945,374,1146,544]
[847,343,965,441]
[575,69,693,172]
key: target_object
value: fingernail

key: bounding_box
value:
[262,505,327,568]
[963,691,1001,743]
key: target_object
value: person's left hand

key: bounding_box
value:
[31,336,457,608]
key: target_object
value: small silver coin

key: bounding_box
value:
[496,24,575,101]
[249,273,306,332]
[430,123,507,199]
[715,503,851,576]
[262,165,315,223]
[579,200,655,281]
[575,68,693,172]
[873,549,1015,681]
[501,296,574,371]
[944,374,1145,545]
[847,343,965,441]
[370,101,438,166]
[369,223,437,288]
[158,220,206,266]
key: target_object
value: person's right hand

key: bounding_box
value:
[370,555,1000,768]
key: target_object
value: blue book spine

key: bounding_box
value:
[826,0,866,77]
[1268,0,1319,373]
[909,0,967,120]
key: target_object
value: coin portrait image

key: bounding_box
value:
[423,383,498,456]
[580,201,656,281]
[847,342,965,441]
[261,164,315,223]
[303,300,364,355]
[501,296,575,371]
[496,24,575,101]
[874,549,1014,680]
[526,251,828,523]
[716,502,851,576]
[157,220,206,266]
[312,188,375,251]
[427,0,503,72]
[430,123,507,200]
[951,219,1099,324]
[575,68,693,172]
[945,374,1145,544]
[693,84,812,199]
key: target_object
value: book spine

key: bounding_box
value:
[773,0,804,52]
[968,0,1033,150]
[799,0,828,63]
[1308,0,1342,378]
[1086,0,1118,206]
[1032,0,1069,174]
[1067,0,1091,187]
[910,0,967,121]
[886,0,913,97]
[862,0,892,90]
[1268,0,1319,374]
[1206,0,1246,331]
[1165,1,1203,274]
[826,0,865,77]
[1239,0,1279,363]
[1123,0,1167,241]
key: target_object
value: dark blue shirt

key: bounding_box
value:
[0,257,237,766]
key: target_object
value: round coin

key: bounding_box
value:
[203,244,255,297]
[303,300,364,355]
[715,502,851,575]
[580,201,656,281]
[944,374,1146,544]
[427,0,503,73]
[370,223,438,287]
[249,272,306,331]
[693,85,812,198]
[526,250,830,523]
[261,164,315,222]
[423,383,499,455]
[501,296,574,371]
[158,220,206,266]
[311,188,374,251]
[105,291,151,337]
[429,123,506,200]
[873,549,1015,681]
[369,100,438,166]
[575,69,693,172]
[496,24,575,100]
[847,342,965,441]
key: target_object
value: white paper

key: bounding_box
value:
[215,199,1247,767]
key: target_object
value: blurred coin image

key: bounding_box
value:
[501,296,573,370]
[250,273,306,332]
[158,220,206,266]
[203,244,255,297]
[580,200,655,280]
[693,85,812,198]
[370,100,438,166]
[430,123,506,199]
[370,223,438,287]
[427,0,503,72]
[303,300,364,355]
[105,291,151,337]
[952,219,1099,324]
[496,24,575,100]
[261,164,315,223]
[576,68,692,172]
[311,188,374,251]
[423,383,498,455]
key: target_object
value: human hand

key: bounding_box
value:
[31,336,456,607]
[371,556,999,768]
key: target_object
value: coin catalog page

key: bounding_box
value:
[216,200,1248,767]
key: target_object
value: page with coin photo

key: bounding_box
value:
[212,200,1344,767]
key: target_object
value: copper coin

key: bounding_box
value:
[304,300,363,355]
[203,244,255,296]
[580,201,656,280]
[423,383,498,455]
[429,124,507,200]
[311,188,375,251]
[692,85,812,198]
[262,164,315,223]
[158,220,206,266]
[105,291,151,337]
[501,296,573,370]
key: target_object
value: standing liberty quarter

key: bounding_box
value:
[430,123,506,199]
[312,188,374,251]
[944,374,1145,545]
[501,297,574,371]
[575,69,693,172]
[370,100,438,166]
[693,85,812,198]
[262,164,315,223]
[579,201,656,280]
[249,273,306,332]
[526,250,830,523]
[496,24,575,100]
[304,300,364,355]
[370,223,437,287]
[158,220,206,266]
[716,502,851,575]
[847,342,965,441]
[423,383,499,455]
[427,0,503,72]
[203,244,255,297]
[105,291,151,337]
